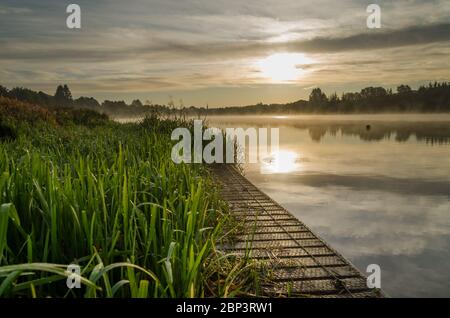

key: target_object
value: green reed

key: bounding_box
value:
[0,116,233,298]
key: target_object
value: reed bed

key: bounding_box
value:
[0,111,238,298]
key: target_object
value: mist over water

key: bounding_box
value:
[209,114,450,298]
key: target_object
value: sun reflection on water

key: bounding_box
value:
[261,150,300,174]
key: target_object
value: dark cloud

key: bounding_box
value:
[156,23,450,58]
[295,23,450,52]
[1,23,449,63]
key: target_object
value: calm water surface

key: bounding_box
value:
[209,114,450,298]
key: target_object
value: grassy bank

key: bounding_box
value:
[0,97,242,298]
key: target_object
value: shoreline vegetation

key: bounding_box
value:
[1,82,449,120]
[0,96,262,298]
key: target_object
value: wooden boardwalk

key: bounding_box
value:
[212,164,383,298]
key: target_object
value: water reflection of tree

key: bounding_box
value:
[298,122,450,144]
[209,119,450,145]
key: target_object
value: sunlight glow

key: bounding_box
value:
[256,53,313,82]
[261,150,300,174]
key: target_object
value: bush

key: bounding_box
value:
[0,96,56,125]
[54,108,109,127]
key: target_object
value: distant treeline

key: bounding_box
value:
[0,84,170,118]
[1,82,449,116]
[194,82,450,115]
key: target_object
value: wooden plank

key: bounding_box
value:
[263,277,371,296]
[229,239,326,250]
[267,265,361,281]
[235,232,317,241]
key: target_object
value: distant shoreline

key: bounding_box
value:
[1,82,449,118]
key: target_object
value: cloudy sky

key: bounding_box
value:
[0,0,449,106]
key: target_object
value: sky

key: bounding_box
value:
[0,0,449,107]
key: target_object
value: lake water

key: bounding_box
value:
[208,114,450,298]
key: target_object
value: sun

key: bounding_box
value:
[256,53,313,82]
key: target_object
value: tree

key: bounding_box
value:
[74,96,100,109]
[131,99,143,107]
[102,100,128,109]
[8,87,48,106]
[0,85,8,97]
[55,84,73,107]
[328,93,340,111]
[360,87,387,98]
[397,85,412,95]
[309,88,328,108]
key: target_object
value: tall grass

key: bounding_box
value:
[0,109,232,297]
